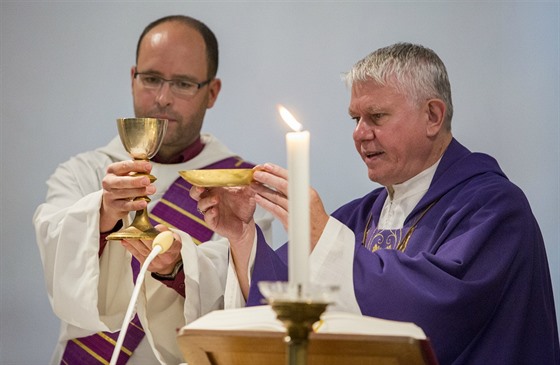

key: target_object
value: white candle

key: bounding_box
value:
[278,105,310,297]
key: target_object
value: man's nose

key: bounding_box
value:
[353,119,374,140]
[155,82,174,106]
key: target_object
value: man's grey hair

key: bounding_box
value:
[345,43,453,129]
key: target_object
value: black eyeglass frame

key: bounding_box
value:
[133,71,213,93]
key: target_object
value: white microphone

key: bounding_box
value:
[152,230,174,254]
[109,231,175,365]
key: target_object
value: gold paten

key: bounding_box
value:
[179,169,254,187]
[107,117,168,241]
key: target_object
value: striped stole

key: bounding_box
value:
[60,156,252,364]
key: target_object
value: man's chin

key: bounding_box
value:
[367,170,385,185]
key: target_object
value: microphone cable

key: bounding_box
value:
[109,231,175,365]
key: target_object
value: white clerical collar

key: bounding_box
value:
[387,160,440,202]
[379,159,441,229]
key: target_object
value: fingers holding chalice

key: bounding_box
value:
[106,118,168,241]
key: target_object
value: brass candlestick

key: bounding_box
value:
[259,281,337,365]
[271,300,328,365]
[106,117,168,241]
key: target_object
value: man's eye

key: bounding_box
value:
[370,113,385,124]
[143,76,161,85]
[351,116,360,124]
[175,80,195,90]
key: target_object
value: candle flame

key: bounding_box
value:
[277,104,302,132]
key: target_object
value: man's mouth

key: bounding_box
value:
[364,150,384,159]
[149,111,177,123]
[155,116,174,122]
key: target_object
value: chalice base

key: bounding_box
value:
[106,225,160,240]
[106,205,159,241]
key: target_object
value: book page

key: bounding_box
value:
[183,305,426,340]
[317,311,426,339]
[185,305,284,332]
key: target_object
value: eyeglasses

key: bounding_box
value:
[134,71,212,97]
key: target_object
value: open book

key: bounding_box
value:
[177,305,438,365]
[183,304,426,339]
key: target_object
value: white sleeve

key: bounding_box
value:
[208,205,273,310]
[33,154,130,331]
[223,233,259,309]
[309,216,361,314]
[179,233,230,324]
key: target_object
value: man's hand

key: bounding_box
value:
[100,160,156,233]
[121,225,182,275]
[252,163,329,250]
[190,185,257,242]
[190,184,257,298]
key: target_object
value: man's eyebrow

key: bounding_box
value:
[348,105,383,115]
[365,105,384,114]
[137,69,199,82]
[171,74,200,82]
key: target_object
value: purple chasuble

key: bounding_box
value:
[61,156,253,364]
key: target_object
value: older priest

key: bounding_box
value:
[191,43,560,365]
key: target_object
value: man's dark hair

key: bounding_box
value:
[136,15,219,78]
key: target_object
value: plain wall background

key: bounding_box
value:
[1,1,558,363]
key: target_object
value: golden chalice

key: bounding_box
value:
[106,117,168,241]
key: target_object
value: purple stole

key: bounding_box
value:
[60,156,253,364]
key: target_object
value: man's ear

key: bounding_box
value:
[206,78,222,109]
[130,66,137,91]
[425,98,446,137]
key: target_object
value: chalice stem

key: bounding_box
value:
[130,197,153,230]
[106,196,159,240]
[128,196,159,236]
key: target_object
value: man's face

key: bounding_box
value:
[131,22,220,156]
[349,79,435,186]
